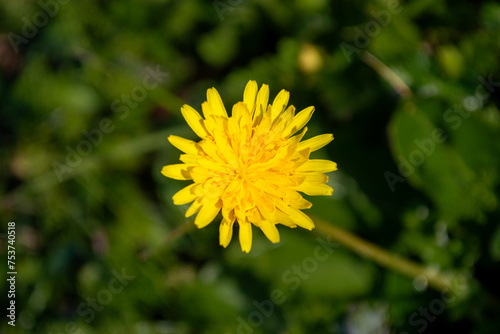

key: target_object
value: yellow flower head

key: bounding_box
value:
[162,80,337,253]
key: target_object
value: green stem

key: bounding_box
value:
[314,218,460,292]
[361,51,412,99]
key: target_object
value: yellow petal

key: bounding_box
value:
[270,89,290,121]
[253,193,276,220]
[276,105,295,128]
[213,125,234,154]
[288,194,313,209]
[168,135,199,154]
[282,106,315,137]
[185,199,202,217]
[161,164,194,180]
[296,183,333,196]
[198,140,225,163]
[295,173,328,184]
[172,183,198,205]
[179,154,199,164]
[283,189,311,208]
[231,102,249,121]
[190,166,212,183]
[219,217,235,248]
[200,180,223,201]
[239,221,253,253]
[259,221,280,243]
[197,158,227,173]
[298,134,334,152]
[276,202,315,230]
[297,159,338,173]
[274,209,297,228]
[258,182,286,199]
[253,84,269,122]
[201,101,215,119]
[195,198,221,229]
[243,80,258,114]
[207,88,228,118]
[202,112,225,136]
[290,208,315,230]
[295,126,308,142]
[181,105,209,138]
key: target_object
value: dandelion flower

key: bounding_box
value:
[162,80,337,252]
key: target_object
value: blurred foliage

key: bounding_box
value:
[1,0,500,333]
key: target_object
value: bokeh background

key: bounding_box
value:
[1,0,500,333]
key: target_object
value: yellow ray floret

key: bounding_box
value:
[162,80,337,253]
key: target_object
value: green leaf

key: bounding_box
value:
[388,99,497,223]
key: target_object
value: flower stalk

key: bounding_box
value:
[314,218,464,293]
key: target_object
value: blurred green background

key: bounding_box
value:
[1,0,500,333]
